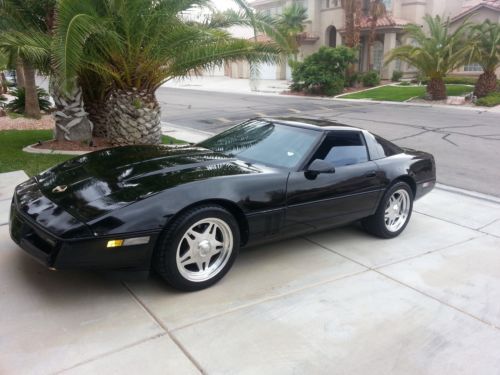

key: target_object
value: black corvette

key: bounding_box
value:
[10,118,435,290]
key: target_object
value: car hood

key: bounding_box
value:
[36,145,256,222]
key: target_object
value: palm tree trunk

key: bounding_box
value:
[427,77,446,100]
[85,98,109,137]
[23,63,41,119]
[107,89,162,146]
[15,59,25,88]
[474,70,497,98]
[0,72,7,94]
[50,80,93,141]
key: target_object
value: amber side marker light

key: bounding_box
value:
[106,237,150,248]
[107,239,124,248]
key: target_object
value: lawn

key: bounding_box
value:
[0,130,185,177]
[340,84,474,102]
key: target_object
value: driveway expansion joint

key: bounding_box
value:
[53,333,167,375]
[121,281,205,374]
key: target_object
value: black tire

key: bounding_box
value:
[362,181,414,239]
[153,205,240,291]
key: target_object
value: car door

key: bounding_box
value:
[284,130,385,234]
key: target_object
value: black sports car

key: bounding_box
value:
[10,118,436,290]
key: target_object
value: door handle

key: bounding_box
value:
[364,171,377,178]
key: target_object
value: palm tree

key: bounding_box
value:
[386,15,471,100]
[467,20,500,98]
[341,0,362,48]
[54,0,286,146]
[0,51,9,94]
[0,0,93,133]
[277,3,308,61]
[366,0,386,71]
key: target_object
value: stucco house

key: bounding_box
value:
[239,0,500,80]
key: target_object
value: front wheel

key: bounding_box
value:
[362,182,413,239]
[153,205,240,291]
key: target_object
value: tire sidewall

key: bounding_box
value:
[157,206,240,291]
[378,182,414,238]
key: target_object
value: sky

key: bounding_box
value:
[212,0,255,38]
[213,0,241,10]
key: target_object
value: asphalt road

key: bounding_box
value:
[157,87,500,197]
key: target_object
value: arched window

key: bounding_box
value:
[327,26,337,47]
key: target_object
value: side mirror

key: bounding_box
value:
[306,159,335,174]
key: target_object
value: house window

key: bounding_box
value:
[464,63,483,72]
[372,41,384,72]
[328,26,337,47]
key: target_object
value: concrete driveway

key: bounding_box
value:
[1,171,500,374]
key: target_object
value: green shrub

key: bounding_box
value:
[344,71,359,87]
[398,81,411,86]
[391,70,403,82]
[420,76,485,85]
[6,87,52,114]
[476,92,500,107]
[362,71,380,87]
[291,46,356,96]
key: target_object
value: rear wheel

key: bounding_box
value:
[362,182,413,238]
[153,205,240,291]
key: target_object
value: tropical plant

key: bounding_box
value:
[362,70,380,87]
[475,92,500,107]
[291,46,356,96]
[0,0,54,118]
[467,20,500,98]
[341,0,363,48]
[6,87,52,113]
[385,15,471,100]
[54,0,286,146]
[276,3,308,60]
[391,70,403,82]
[366,0,386,70]
[0,0,93,138]
[0,51,9,94]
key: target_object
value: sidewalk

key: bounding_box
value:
[162,75,290,95]
[1,168,500,374]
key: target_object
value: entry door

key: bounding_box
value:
[284,130,383,234]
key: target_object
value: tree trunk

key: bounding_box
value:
[107,89,162,146]
[426,78,446,100]
[23,63,41,119]
[474,70,497,98]
[0,72,7,94]
[85,98,109,138]
[15,59,25,89]
[50,80,93,142]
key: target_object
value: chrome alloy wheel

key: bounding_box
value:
[176,218,233,282]
[384,189,411,232]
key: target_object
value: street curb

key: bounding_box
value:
[333,97,494,112]
[161,121,212,143]
[23,144,89,155]
[435,183,500,205]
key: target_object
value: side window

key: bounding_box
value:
[311,131,369,167]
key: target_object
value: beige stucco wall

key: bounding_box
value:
[245,0,500,80]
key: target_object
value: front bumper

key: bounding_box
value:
[9,185,159,274]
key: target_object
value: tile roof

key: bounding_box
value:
[452,0,500,21]
[358,15,411,29]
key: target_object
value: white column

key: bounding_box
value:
[382,32,397,80]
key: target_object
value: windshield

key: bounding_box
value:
[198,120,321,169]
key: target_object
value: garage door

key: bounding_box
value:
[256,63,277,80]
